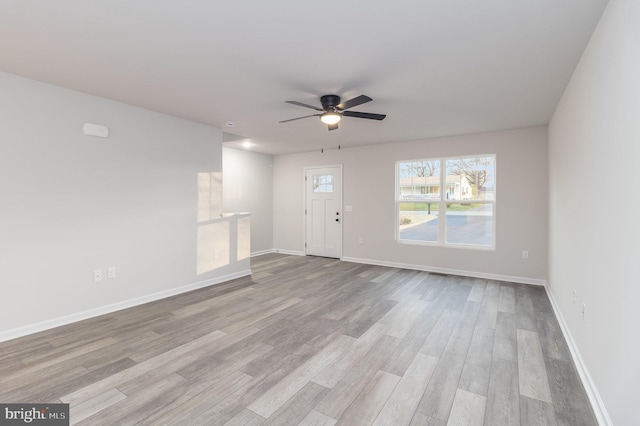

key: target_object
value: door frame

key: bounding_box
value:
[303,164,343,259]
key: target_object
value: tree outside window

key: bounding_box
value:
[397,155,495,248]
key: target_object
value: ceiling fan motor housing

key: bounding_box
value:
[320,94,341,111]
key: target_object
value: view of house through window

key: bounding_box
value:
[397,155,495,248]
[313,174,334,193]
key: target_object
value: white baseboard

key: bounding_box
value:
[250,249,308,257]
[341,256,547,286]
[251,249,275,257]
[251,248,306,257]
[0,269,252,343]
[544,285,612,426]
[272,249,305,256]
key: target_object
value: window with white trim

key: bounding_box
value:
[397,155,496,249]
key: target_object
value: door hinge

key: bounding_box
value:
[305,242,307,248]
[305,209,307,215]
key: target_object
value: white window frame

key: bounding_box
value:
[395,154,496,250]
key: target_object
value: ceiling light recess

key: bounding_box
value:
[320,112,341,125]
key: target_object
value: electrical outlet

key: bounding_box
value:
[522,250,529,259]
[107,267,116,279]
[573,290,577,305]
[358,237,364,244]
[582,303,587,322]
[94,269,103,282]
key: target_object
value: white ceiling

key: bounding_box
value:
[0,0,608,155]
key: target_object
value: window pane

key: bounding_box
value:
[398,160,441,201]
[399,202,439,242]
[313,174,333,193]
[445,203,493,246]
[445,156,495,201]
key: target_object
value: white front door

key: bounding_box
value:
[305,166,342,258]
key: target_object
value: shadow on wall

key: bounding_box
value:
[197,172,250,275]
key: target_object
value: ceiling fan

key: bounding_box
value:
[279,94,386,131]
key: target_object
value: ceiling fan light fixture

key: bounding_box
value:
[320,112,341,125]
[281,94,384,128]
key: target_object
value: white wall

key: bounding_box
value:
[548,1,640,424]
[223,147,273,255]
[273,126,548,283]
[0,72,249,339]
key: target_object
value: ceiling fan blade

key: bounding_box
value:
[285,100,324,112]
[279,114,320,123]
[343,111,386,121]
[328,123,339,131]
[337,95,372,110]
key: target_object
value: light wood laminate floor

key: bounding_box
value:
[0,254,596,425]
